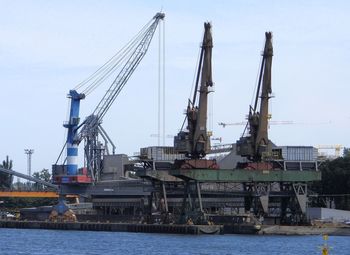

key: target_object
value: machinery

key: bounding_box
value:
[53,12,164,185]
[236,32,275,166]
[174,22,217,169]
[219,120,293,128]
[46,23,320,225]
[51,13,164,221]
[317,144,344,158]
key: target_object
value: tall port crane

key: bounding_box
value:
[53,12,165,185]
[236,32,273,163]
[174,22,217,169]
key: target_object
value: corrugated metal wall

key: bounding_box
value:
[279,146,318,161]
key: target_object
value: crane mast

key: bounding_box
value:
[53,12,164,184]
[174,22,213,160]
[236,32,273,162]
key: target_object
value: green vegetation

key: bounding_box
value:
[1,197,58,211]
[32,168,51,190]
[312,149,350,210]
[1,168,56,210]
[0,155,13,189]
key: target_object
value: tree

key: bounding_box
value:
[3,169,56,209]
[312,156,350,210]
[0,156,13,190]
[343,147,350,158]
[32,169,52,190]
[2,156,12,169]
[38,169,51,182]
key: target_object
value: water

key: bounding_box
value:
[0,228,348,255]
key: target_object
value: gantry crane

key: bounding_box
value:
[53,13,165,185]
[174,22,218,169]
[236,32,274,164]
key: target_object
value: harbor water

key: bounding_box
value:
[0,228,348,255]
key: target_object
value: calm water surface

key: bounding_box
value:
[0,228,348,255]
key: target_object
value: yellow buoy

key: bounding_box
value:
[321,234,329,255]
[322,247,328,255]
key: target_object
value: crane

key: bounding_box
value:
[317,144,344,158]
[53,12,165,185]
[173,22,218,169]
[236,32,273,163]
[219,120,293,128]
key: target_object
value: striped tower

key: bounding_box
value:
[66,143,78,175]
[64,90,85,175]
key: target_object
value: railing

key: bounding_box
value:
[209,144,234,154]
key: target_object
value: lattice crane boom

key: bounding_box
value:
[94,12,164,121]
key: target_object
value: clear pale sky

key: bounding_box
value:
[1,0,349,174]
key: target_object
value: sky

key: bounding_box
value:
[0,0,349,175]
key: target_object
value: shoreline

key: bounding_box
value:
[0,220,222,235]
[1,220,350,236]
[260,225,350,236]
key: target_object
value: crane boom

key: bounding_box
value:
[93,12,165,121]
[219,120,293,127]
[174,22,213,159]
[255,32,273,154]
[236,32,273,162]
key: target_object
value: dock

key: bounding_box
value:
[0,220,222,235]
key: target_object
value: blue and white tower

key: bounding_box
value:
[64,90,85,175]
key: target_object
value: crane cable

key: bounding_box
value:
[72,18,154,96]
[75,19,152,92]
[157,19,166,146]
[189,43,202,105]
[83,26,149,96]
[250,53,264,108]
[242,39,266,137]
[93,18,161,120]
[83,22,152,96]
[162,20,166,146]
[180,31,203,132]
